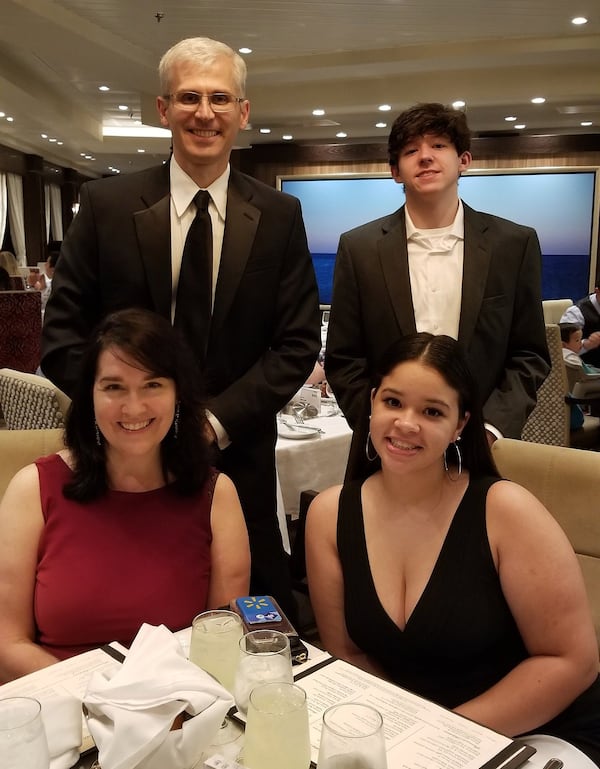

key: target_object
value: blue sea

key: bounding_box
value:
[312,252,590,306]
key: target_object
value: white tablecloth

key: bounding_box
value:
[275,414,352,522]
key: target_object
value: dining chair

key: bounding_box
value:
[0,290,42,373]
[521,324,600,449]
[492,438,600,655]
[0,368,71,429]
[541,298,573,324]
[0,428,64,501]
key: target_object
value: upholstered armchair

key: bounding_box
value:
[0,290,42,373]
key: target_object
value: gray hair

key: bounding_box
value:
[159,37,247,96]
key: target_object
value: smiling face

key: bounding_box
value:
[93,347,177,460]
[391,132,471,203]
[370,359,468,474]
[157,56,249,187]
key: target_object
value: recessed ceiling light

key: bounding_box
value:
[581,121,593,127]
[505,116,517,122]
[98,85,110,91]
[531,97,545,104]
[378,104,392,112]
[312,108,325,116]
[84,155,92,159]
[452,100,466,109]
[375,122,387,128]
[57,141,63,145]
[336,131,347,138]
[282,134,293,140]
[137,148,145,153]
[80,152,86,157]
[259,128,271,134]
[41,133,48,139]
[118,105,128,111]
[48,137,57,142]
[515,124,526,130]
[0,112,5,118]
[572,16,587,25]
[6,116,13,122]
[239,47,252,54]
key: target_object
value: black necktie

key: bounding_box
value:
[174,189,213,358]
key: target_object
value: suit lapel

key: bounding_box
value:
[210,173,260,335]
[379,207,418,334]
[133,166,172,319]
[458,204,491,347]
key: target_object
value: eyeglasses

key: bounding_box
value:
[166,91,245,112]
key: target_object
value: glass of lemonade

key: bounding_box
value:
[0,697,50,769]
[317,703,387,769]
[243,682,311,769]
[189,610,243,692]
[233,629,293,716]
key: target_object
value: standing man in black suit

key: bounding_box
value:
[42,37,321,618]
[325,103,549,478]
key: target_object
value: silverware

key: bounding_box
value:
[541,759,563,769]
[278,419,324,434]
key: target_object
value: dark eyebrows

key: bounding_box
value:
[379,386,451,410]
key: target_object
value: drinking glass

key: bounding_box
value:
[189,610,244,756]
[317,703,387,769]
[233,629,293,716]
[243,682,311,769]
[0,697,50,769]
[189,609,243,692]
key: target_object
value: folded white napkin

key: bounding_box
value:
[39,693,83,769]
[83,623,234,769]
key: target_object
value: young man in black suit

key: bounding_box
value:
[325,103,549,477]
[42,38,321,618]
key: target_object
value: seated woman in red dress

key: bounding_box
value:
[0,308,250,682]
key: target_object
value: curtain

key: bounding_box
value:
[0,173,6,250]
[48,184,63,241]
[6,173,26,266]
[44,183,51,242]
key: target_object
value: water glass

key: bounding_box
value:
[317,703,387,769]
[0,697,50,769]
[233,629,293,715]
[243,682,311,769]
[189,609,243,693]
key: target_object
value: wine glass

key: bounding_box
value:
[317,703,387,769]
[233,629,293,716]
[189,610,244,759]
[243,682,311,769]
[0,697,50,769]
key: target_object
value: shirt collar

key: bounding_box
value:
[405,200,464,241]
[170,156,229,220]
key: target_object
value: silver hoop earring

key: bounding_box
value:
[173,403,180,439]
[443,437,462,480]
[365,431,378,462]
[94,422,102,447]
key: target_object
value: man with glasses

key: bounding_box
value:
[42,37,321,620]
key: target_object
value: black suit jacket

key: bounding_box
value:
[326,202,550,464]
[42,163,321,607]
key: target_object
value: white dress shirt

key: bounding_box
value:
[406,202,464,339]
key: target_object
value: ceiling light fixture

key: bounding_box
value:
[531,97,545,104]
[6,117,13,122]
[505,116,517,122]
[452,100,466,109]
[376,122,387,128]
[515,124,526,129]
[41,133,48,138]
[259,128,271,134]
[118,105,128,111]
[336,131,347,138]
[0,112,5,118]
[239,47,252,54]
[312,108,325,116]
[98,85,110,91]
[137,148,145,153]
[282,134,293,140]
[571,16,587,25]
[581,121,593,126]
[378,104,392,112]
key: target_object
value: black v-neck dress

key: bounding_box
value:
[337,476,600,765]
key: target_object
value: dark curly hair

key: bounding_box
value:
[372,333,498,478]
[63,307,212,500]
[388,102,471,168]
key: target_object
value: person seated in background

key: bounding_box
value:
[306,333,600,765]
[560,323,600,426]
[0,266,11,291]
[34,248,61,314]
[0,307,250,683]
[560,286,600,367]
[0,250,20,278]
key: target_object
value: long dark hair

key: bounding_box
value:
[63,307,212,500]
[372,333,499,478]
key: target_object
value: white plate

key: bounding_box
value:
[277,423,320,440]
